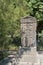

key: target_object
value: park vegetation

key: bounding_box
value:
[0,0,43,50]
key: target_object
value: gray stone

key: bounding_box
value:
[15,16,41,65]
[21,16,37,47]
[16,16,40,65]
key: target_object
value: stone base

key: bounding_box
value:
[17,47,40,65]
[18,62,40,65]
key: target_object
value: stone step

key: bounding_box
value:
[18,62,40,65]
[19,59,39,63]
[18,56,40,63]
[23,54,38,57]
[23,50,38,55]
[20,53,39,62]
[16,52,40,64]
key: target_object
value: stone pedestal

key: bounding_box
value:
[17,47,40,65]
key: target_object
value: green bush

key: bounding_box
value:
[37,30,43,50]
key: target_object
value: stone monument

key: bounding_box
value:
[21,16,37,48]
[16,16,40,65]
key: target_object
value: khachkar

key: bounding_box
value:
[17,16,40,65]
[21,16,37,48]
[19,16,40,65]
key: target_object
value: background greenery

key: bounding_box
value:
[0,0,43,50]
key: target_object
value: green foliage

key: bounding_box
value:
[37,30,43,50]
[0,0,43,49]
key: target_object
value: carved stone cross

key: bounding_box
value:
[21,16,37,48]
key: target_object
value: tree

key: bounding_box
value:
[0,0,43,48]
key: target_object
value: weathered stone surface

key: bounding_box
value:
[17,16,40,65]
[21,16,37,47]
